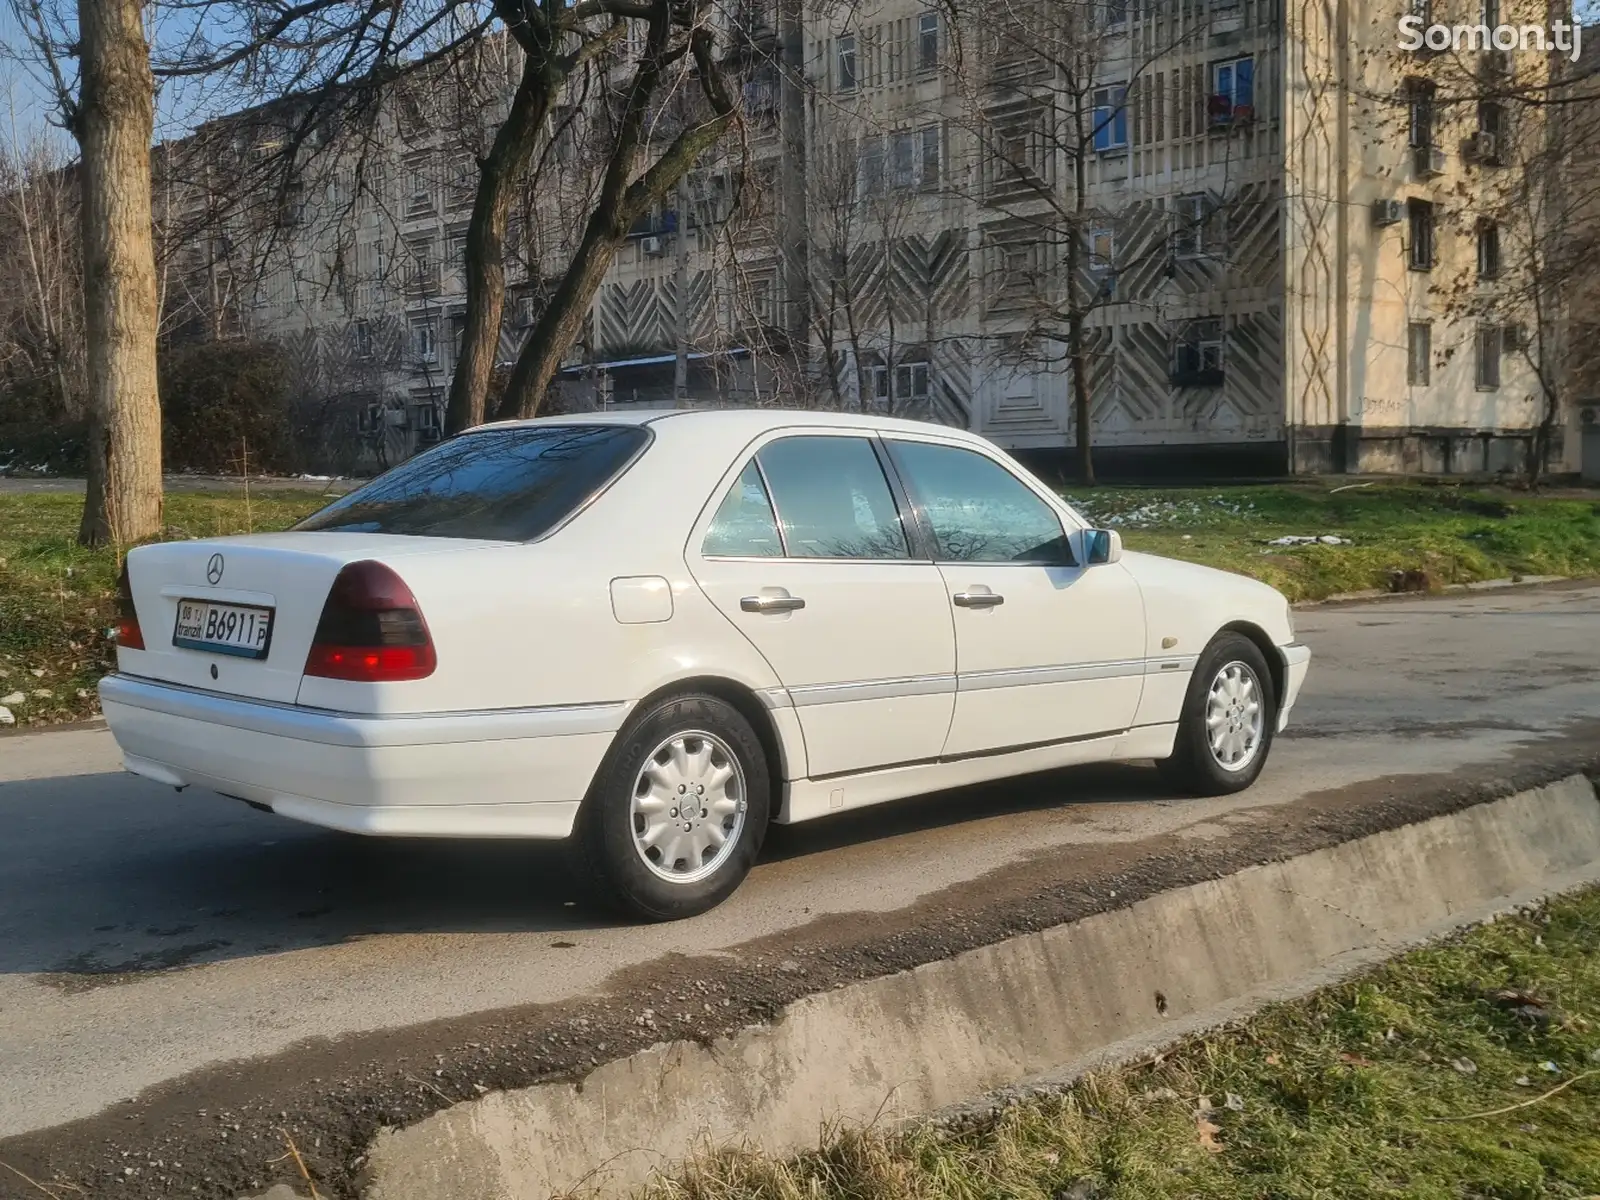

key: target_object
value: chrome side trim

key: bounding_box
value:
[754,686,793,710]
[958,658,1152,691]
[788,673,957,706]
[99,674,628,748]
[1143,654,1201,674]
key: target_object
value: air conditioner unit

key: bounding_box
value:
[416,351,437,365]
[1372,198,1405,226]
[641,235,665,255]
[384,407,407,427]
[1414,144,1447,178]
[1467,131,1499,164]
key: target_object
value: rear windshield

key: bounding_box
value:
[294,424,650,540]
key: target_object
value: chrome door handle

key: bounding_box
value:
[741,594,806,613]
[952,591,1004,608]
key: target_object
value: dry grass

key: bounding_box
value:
[635,887,1600,1200]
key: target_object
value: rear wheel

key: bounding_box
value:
[575,693,770,921]
[1157,632,1277,796]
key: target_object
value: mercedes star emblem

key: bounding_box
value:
[206,553,225,585]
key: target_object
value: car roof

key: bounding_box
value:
[473,407,986,441]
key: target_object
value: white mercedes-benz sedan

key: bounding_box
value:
[102,410,1310,919]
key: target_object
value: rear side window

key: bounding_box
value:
[294,425,649,540]
[703,462,784,557]
[756,435,910,559]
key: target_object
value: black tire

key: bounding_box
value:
[1156,632,1278,797]
[574,692,770,921]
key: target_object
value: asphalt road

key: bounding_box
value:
[1,583,1598,1156]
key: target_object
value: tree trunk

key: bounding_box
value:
[75,0,163,546]
[492,220,628,420]
[443,58,554,436]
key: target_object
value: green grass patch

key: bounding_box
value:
[0,490,326,726]
[1062,483,1600,602]
[1,481,1596,727]
[641,887,1600,1200]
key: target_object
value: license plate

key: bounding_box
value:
[173,600,274,659]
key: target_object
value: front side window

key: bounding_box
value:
[294,424,651,541]
[702,461,783,556]
[887,440,1075,565]
[756,435,909,559]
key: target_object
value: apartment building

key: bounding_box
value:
[171,0,1574,476]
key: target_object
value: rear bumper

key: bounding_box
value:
[1276,643,1312,732]
[99,674,624,839]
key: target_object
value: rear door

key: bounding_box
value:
[882,436,1146,758]
[687,432,955,779]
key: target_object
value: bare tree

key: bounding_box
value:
[490,6,742,420]
[945,0,1212,483]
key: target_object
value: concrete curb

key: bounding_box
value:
[362,774,1600,1200]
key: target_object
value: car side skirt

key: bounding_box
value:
[778,722,1179,824]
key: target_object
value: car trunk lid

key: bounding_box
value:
[117,533,504,704]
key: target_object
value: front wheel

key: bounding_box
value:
[575,693,770,921]
[1157,633,1277,796]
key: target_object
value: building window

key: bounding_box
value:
[1105,0,1128,25]
[1407,79,1435,148]
[1089,227,1115,272]
[750,276,775,324]
[1173,193,1209,257]
[890,131,916,189]
[1407,321,1431,385]
[1211,57,1254,119]
[837,34,858,92]
[412,319,438,365]
[917,13,939,71]
[1407,198,1435,270]
[894,360,931,400]
[354,318,373,360]
[1477,221,1501,278]
[858,137,885,196]
[920,125,941,188]
[1172,318,1225,385]
[1476,325,1502,388]
[358,401,382,432]
[1092,85,1128,152]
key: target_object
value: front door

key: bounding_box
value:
[688,432,956,778]
[883,437,1147,758]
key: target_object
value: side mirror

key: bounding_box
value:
[1085,528,1123,565]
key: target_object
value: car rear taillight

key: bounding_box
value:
[113,558,145,650]
[303,561,436,682]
